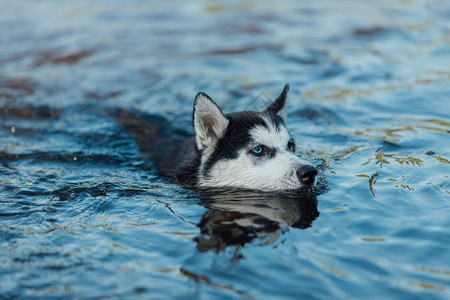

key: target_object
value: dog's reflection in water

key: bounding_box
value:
[194,189,319,254]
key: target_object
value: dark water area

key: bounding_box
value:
[1,1,450,299]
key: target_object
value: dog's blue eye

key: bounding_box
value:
[252,146,263,154]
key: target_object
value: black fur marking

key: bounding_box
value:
[202,111,267,178]
[202,109,294,178]
[288,139,296,153]
[263,110,286,130]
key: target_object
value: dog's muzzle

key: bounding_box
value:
[296,165,318,186]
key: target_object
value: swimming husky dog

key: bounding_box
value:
[117,84,317,191]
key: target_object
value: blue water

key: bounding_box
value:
[1,1,450,299]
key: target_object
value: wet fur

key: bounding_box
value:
[116,111,201,185]
[117,84,316,191]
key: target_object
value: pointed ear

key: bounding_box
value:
[193,92,229,151]
[265,84,290,120]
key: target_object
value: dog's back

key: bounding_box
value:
[116,109,200,185]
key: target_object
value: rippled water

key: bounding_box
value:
[1,0,450,299]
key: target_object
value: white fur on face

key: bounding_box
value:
[249,116,291,150]
[198,116,314,191]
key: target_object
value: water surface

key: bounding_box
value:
[1,0,449,299]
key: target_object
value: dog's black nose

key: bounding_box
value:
[296,165,318,186]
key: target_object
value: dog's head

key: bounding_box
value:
[193,84,317,191]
